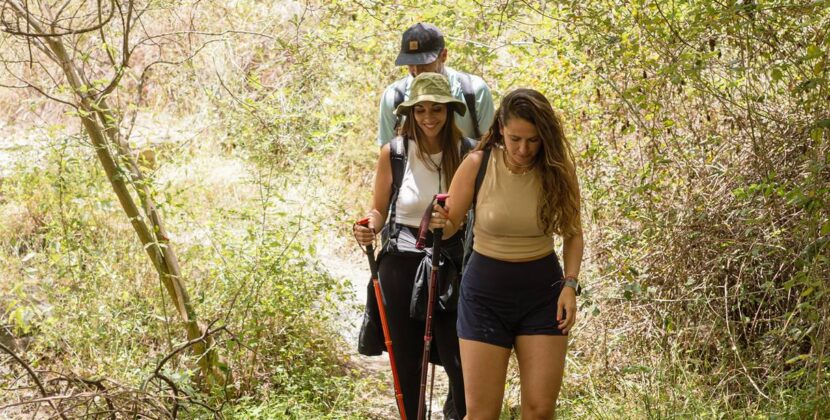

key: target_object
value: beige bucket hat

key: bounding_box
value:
[394,73,467,117]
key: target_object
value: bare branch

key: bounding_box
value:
[131,29,276,54]
[0,341,69,420]
[98,1,116,66]
[152,319,226,379]
[2,60,77,107]
[1,0,117,38]
[53,0,75,24]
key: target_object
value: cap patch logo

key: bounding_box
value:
[409,40,419,51]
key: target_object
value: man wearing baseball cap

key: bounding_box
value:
[376,22,495,146]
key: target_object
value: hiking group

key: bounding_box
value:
[354,23,584,420]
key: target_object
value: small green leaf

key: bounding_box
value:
[786,354,809,364]
[806,44,822,59]
[811,128,823,143]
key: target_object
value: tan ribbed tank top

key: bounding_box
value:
[473,148,555,262]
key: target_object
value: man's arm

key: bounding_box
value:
[377,85,398,146]
[475,80,495,135]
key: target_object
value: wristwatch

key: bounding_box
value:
[563,276,581,296]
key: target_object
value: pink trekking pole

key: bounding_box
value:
[416,194,448,420]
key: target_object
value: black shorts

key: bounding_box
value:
[457,251,566,349]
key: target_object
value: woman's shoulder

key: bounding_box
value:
[466,147,499,164]
[465,149,485,163]
[458,149,488,176]
[379,142,391,157]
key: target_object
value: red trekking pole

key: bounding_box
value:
[356,217,407,420]
[416,194,448,420]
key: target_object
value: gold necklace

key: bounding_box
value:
[504,152,534,175]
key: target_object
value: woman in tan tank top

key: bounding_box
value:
[430,89,585,419]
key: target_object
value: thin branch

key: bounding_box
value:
[652,0,697,52]
[516,0,569,24]
[98,0,116,66]
[0,341,69,420]
[122,0,134,67]
[213,60,269,128]
[151,319,225,379]
[349,0,392,29]
[130,29,276,55]
[52,0,75,24]
[2,63,77,107]
[1,0,116,38]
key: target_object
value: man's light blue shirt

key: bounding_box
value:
[377,66,495,146]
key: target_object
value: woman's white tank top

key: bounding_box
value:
[394,139,445,227]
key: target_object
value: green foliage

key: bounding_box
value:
[306,0,830,416]
[0,136,371,415]
[2,0,828,417]
[559,0,830,406]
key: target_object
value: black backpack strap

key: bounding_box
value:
[390,136,406,191]
[458,73,480,139]
[387,136,408,239]
[473,148,491,209]
[392,81,407,132]
[462,147,491,270]
[460,137,477,157]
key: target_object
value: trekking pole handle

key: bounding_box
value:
[356,217,380,279]
[435,193,448,208]
[434,194,448,238]
[355,216,372,250]
[356,217,374,254]
[356,217,371,228]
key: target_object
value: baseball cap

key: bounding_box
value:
[394,23,445,66]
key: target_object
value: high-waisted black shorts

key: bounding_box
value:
[457,251,566,349]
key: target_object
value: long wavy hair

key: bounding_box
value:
[477,88,581,237]
[398,104,464,188]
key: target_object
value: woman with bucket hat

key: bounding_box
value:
[354,72,470,418]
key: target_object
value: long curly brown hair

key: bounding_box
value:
[477,88,581,237]
[398,105,464,188]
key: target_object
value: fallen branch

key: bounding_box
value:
[0,341,68,420]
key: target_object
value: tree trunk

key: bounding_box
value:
[4,1,226,387]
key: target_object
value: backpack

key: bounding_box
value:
[393,72,481,139]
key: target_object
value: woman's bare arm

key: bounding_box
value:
[431,150,483,239]
[354,144,392,245]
